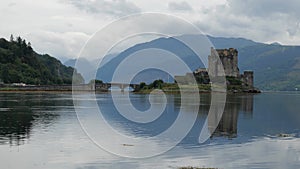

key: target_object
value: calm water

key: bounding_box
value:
[0,92,300,169]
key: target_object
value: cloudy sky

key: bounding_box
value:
[0,0,299,61]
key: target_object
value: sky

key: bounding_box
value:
[0,0,299,62]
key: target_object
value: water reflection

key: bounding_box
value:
[174,94,254,141]
[0,91,255,146]
[1,92,300,169]
[0,106,33,145]
[0,93,73,146]
[97,93,254,144]
[213,94,253,138]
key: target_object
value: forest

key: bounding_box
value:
[0,35,83,85]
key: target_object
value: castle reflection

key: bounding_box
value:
[175,93,254,139]
[213,94,253,138]
[0,92,255,146]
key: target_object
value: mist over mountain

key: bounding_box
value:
[64,53,118,68]
[94,35,300,91]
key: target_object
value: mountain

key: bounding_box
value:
[238,44,300,91]
[96,35,300,91]
[64,53,118,68]
[270,42,281,46]
[0,36,83,85]
[97,36,203,84]
[207,35,263,49]
[64,58,77,68]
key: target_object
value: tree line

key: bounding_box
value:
[0,35,83,85]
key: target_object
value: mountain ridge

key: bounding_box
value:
[93,35,300,91]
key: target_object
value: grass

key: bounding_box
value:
[135,83,212,94]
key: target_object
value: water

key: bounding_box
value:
[0,92,300,169]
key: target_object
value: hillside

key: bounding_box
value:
[64,53,118,68]
[96,36,202,84]
[238,44,300,91]
[0,36,83,85]
[96,35,300,91]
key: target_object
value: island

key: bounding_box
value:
[134,48,260,93]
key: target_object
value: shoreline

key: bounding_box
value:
[0,88,260,94]
[0,84,260,93]
[1,88,299,95]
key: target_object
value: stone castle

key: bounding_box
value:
[207,47,254,87]
[175,47,257,91]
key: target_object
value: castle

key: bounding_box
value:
[175,48,258,92]
[207,47,254,87]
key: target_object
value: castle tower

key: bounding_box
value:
[208,48,240,77]
[242,71,254,87]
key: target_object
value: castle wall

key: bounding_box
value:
[174,73,195,84]
[241,71,254,87]
[208,48,240,77]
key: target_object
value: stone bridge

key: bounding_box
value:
[95,83,140,92]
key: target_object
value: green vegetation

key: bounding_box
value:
[137,82,178,94]
[136,79,211,94]
[0,35,83,85]
[136,77,259,93]
[238,44,300,91]
[89,79,103,84]
[226,76,242,85]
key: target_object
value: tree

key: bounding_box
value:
[22,39,27,47]
[95,79,103,84]
[1,65,9,83]
[0,36,84,85]
[10,34,14,42]
[139,82,146,89]
[89,79,103,84]
[16,36,22,46]
[150,79,164,89]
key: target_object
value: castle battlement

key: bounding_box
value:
[175,48,257,90]
[208,47,240,77]
[208,48,253,87]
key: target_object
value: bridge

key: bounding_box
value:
[95,83,140,92]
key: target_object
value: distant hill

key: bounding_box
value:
[96,35,300,91]
[64,59,77,68]
[96,36,203,84]
[64,53,118,68]
[0,36,83,85]
[207,35,263,49]
[270,42,281,46]
[238,44,300,91]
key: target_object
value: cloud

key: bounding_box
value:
[29,31,90,62]
[192,0,300,45]
[1,0,300,62]
[286,22,300,37]
[168,1,193,12]
[67,0,141,16]
[226,0,300,18]
[8,2,16,7]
